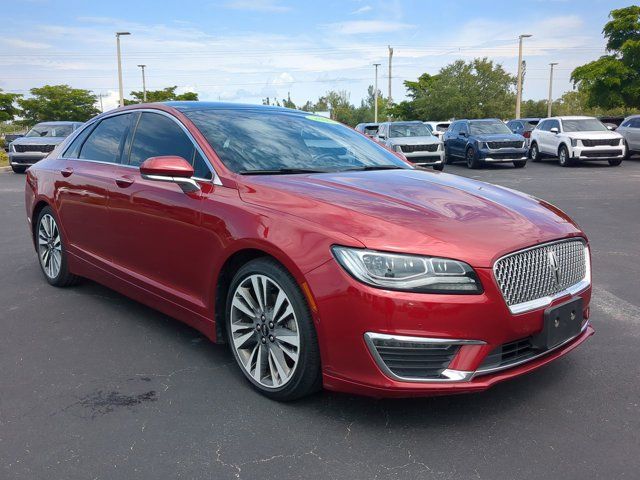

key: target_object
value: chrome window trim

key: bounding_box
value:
[474,320,590,377]
[363,332,483,383]
[493,238,591,315]
[60,108,222,186]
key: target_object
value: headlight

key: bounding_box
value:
[571,138,578,147]
[394,145,403,152]
[331,246,482,294]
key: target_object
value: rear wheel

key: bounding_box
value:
[558,145,573,167]
[35,207,79,287]
[466,148,480,169]
[225,258,321,401]
[608,158,623,166]
[530,142,541,162]
[11,165,26,174]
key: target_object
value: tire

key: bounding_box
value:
[466,147,480,169]
[608,158,623,166]
[558,145,573,167]
[513,160,527,168]
[225,257,321,401]
[35,206,80,287]
[530,142,541,162]
[433,163,444,171]
[11,165,26,174]
[443,145,452,164]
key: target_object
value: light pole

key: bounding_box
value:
[373,63,381,123]
[515,34,532,119]
[547,62,558,117]
[116,32,131,107]
[137,64,147,102]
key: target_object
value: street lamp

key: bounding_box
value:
[116,32,131,107]
[137,64,147,102]
[373,63,381,123]
[547,62,558,117]
[515,34,532,119]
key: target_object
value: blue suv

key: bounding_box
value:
[442,119,528,169]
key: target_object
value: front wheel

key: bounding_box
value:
[466,148,480,169]
[608,158,623,166]
[225,258,321,401]
[558,145,573,167]
[513,160,527,168]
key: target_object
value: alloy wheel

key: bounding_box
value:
[230,274,300,389]
[38,214,62,279]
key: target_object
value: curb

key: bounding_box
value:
[0,166,12,173]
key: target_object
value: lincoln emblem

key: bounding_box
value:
[548,251,560,285]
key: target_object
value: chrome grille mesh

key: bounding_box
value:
[494,239,587,308]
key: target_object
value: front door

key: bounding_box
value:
[107,111,215,311]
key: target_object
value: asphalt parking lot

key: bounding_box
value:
[1,159,639,480]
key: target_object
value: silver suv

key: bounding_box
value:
[376,121,444,170]
[616,115,640,158]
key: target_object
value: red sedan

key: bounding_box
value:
[24,102,594,400]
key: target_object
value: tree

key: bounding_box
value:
[125,86,199,104]
[571,6,640,110]
[17,85,99,125]
[521,99,548,118]
[0,89,21,122]
[397,58,516,120]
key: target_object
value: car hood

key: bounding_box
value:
[388,136,440,145]
[563,131,622,139]
[238,169,583,267]
[472,133,525,142]
[12,136,66,145]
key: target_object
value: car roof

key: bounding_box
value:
[458,118,501,123]
[164,101,304,115]
[356,122,379,127]
[550,116,595,120]
[34,121,83,126]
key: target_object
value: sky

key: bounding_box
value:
[0,0,634,112]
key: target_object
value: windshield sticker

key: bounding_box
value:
[305,115,339,124]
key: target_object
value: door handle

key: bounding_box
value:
[115,175,135,188]
[61,167,73,177]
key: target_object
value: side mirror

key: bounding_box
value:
[607,125,616,131]
[550,127,559,134]
[460,131,467,137]
[140,156,200,193]
[378,134,386,140]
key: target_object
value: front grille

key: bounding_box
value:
[408,155,440,165]
[14,144,55,153]
[494,239,587,310]
[368,336,459,380]
[401,144,438,153]
[581,138,620,147]
[487,140,524,149]
[479,338,536,371]
[581,149,622,158]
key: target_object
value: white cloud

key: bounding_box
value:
[351,5,372,14]
[327,20,415,35]
[223,0,291,12]
[1,38,51,49]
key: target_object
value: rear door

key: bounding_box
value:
[627,118,640,151]
[56,113,133,265]
[548,119,562,154]
[535,120,550,153]
[108,110,215,310]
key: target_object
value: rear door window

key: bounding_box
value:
[79,114,132,163]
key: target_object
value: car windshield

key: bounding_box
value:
[389,123,433,138]
[562,119,609,132]
[25,124,74,138]
[183,109,410,174]
[363,126,379,135]
[435,124,450,132]
[469,122,512,135]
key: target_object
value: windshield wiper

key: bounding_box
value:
[340,165,406,172]
[237,168,329,175]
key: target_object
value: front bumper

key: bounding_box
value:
[306,258,592,397]
[9,152,47,166]
[477,148,528,163]
[572,146,625,160]
[403,150,445,166]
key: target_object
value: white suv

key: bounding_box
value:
[529,116,625,167]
